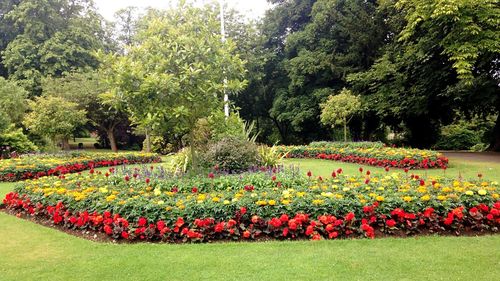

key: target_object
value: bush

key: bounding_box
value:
[169,147,192,174]
[435,124,481,150]
[0,125,38,155]
[150,136,175,155]
[200,136,259,172]
[258,145,286,167]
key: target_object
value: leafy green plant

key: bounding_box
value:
[200,136,259,172]
[258,145,287,167]
[169,148,192,174]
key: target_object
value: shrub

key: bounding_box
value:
[258,145,286,167]
[0,125,38,155]
[200,136,259,172]
[169,147,192,174]
[435,124,480,150]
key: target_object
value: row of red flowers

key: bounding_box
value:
[312,153,449,169]
[3,192,498,242]
[0,154,161,182]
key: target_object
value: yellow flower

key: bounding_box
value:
[268,199,276,206]
[442,187,452,193]
[437,195,446,201]
[256,200,267,206]
[296,192,306,197]
[223,200,230,205]
[157,200,165,205]
[478,189,487,196]
[403,196,412,202]
[165,206,173,211]
[312,199,324,205]
[154,188,161,196]
[281,199,291,205]
[492,193,499,199]
[212,197,220,202]
[106,194,116,202]
[420,194,431,201]
[465,190,474,196]
[376,196,384,202]
[99,187,108,194]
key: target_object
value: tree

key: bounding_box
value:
[23,96,86,150]
[320,88,361,142]
[349,0,499,148]
[42,71,129,152]
[102,3,246,163]
[0,77,27,125]
[1,0,108,95]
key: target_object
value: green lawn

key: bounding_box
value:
[1,157,499,280]
[283,156,500,182]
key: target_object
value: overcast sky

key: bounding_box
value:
[94,0,271,21]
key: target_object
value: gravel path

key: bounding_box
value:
[441,151,500,163]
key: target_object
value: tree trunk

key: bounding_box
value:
[61,138,70,150]
[190,129,198,173]
[343,117,347,142]
[144,129,151,153]
[490,113,500,151]
[107,128,118,152]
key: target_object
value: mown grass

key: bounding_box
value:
[283,156,500,182]
[0,210,499,281]
[1,157,499,280]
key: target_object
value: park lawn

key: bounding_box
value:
[0,210,499,281]
[283,157,500,182]
[1,157,499,280]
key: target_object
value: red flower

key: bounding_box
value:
[243,230,251,238]
[328,231,338,239]
[271,175,276,181]
[269,218,282,228]
[359,167,363,173]
[279,214,289,223]
[104,225,113,235]
[157,220,166,231]
[344,212,355,221]
[191,187,198,193]
[240,207,247,215]
[124,175,130,181]
[208,172,214,179]
[424,207,434,218]
[227,219,237,228]
[175,217,185,227]
[214,222,225,233]
[145,178,150,184]
[386,219,396,228]
[138,217,147,227]
[305,225,314,236]
[312,234,321,240]
[121,231,129,239]
[366,170,371,176]
[288,219,298,230]
[336,168,343,174]
[307,171,312,177]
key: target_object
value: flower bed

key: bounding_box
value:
[0,152,161,181]
[276,142,448,169]
[3,166,499,242]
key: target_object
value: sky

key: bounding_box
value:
[94,0,272,21]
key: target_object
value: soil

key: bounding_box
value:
[441,151,500,163]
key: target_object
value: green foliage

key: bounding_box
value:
[0,125,37,153]
[320,88,362,141]
[149,136,174,155]
[258,145,287,167]
[397,0,500,82]
[23,96,87,147]
[1,0,108,95]
[435,125,480,151]
[200,136,259,172]
[0,77,27,125]
[169,147,192,174]
[101,2,247,143]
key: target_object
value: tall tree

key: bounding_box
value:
[1,0,107,95]
[102,3,246,159]
[42,71,129,152]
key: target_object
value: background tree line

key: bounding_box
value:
[0,0,499,153]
